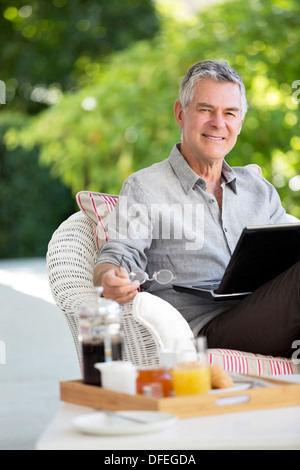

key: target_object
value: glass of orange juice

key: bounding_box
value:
[172,337,211,396]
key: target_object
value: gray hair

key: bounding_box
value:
[178,60,248,118]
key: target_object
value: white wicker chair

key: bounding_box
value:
[47,210,300,376]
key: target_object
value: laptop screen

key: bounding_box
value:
[217,223,300,294]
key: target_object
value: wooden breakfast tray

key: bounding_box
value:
[60,377,300,418]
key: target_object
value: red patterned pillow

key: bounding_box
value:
[208,348,299,376]
[76,191,118,249]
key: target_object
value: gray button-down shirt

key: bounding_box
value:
[97,144,292,335]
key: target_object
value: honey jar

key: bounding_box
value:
[136,366,173,398]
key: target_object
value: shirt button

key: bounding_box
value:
[224,228,228,232]
[210,199,215,203]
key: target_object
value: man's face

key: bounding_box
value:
[175,78,244,165]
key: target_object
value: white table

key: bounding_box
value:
[36,376,300,450]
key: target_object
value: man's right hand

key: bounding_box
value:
[93,263,140,304]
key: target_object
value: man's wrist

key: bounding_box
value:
[93,262,119,286]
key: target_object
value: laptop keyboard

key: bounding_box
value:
[192,284,220,291]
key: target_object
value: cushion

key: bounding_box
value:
[245,163,262,175]
[76,191,118,249]
[132,292,195,352]
[208,348,299,376]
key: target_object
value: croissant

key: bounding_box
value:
[210,365,234,389]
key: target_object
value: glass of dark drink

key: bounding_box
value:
[78,288,123,386]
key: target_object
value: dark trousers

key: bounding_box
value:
[200,261,300,357]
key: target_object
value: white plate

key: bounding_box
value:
[210,382,251,394]
[72,411,178,436]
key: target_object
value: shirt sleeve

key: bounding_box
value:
[95,178,154,274]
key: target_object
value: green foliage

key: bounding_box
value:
[0,111,75,258]
[10,0,300,217]
[0,0,160,257]
[1,0,160,113]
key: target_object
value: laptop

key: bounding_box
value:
[172,223,300,301]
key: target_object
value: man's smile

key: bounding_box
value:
[202,133,225,141]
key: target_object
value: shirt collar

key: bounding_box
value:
[221,160,237,194]
[168,144,237,194]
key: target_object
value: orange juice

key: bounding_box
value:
[172,362,211,395]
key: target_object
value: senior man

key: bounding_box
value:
[93,60,300,357]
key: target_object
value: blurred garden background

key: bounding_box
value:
[0,0,299,259]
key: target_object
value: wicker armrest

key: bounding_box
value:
[46,212,97,360]
[47,212,98,313]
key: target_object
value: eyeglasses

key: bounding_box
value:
[129,269,176,285]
